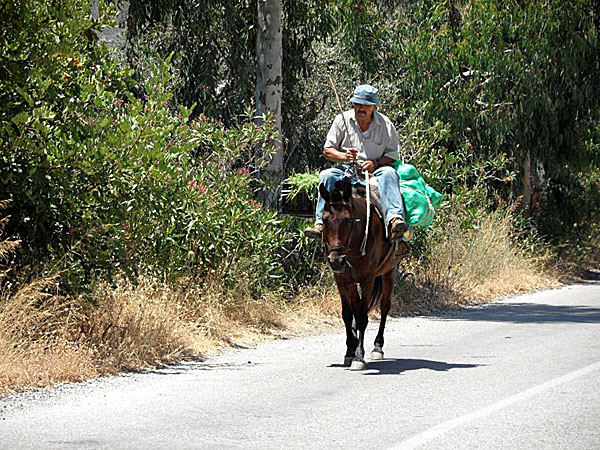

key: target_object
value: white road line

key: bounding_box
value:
[388,360,600,450]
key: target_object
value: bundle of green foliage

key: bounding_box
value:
[0,0,298,294]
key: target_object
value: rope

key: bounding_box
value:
[360,170,370,255]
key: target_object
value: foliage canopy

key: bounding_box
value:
[1,0,599,295]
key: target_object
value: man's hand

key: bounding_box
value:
[344,148,359,162]
[360,160,377,173]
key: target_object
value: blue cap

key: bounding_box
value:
[349,84,379,105]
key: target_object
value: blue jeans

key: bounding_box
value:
[315,165,405,226]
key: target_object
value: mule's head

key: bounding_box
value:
[320,180,359,273]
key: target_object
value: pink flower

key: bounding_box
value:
[237,168,251,177]
[188,179,197,188]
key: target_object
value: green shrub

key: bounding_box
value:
[0,0,290,294]
[290,1,599,248]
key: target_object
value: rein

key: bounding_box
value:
[322,170,371,258]
[322,186,400,273]
[360,170,370,256]
[335,163,372,256]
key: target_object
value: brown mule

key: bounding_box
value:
[319,179,407,370]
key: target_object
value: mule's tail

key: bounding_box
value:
[368,275,383,312]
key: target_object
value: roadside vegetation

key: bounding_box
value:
[1,0,598,394]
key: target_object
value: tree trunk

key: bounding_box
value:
[448,0,461,41]
[522,150,546,217]
[256,0,283,177]
[522,150,532,208]
[91,0,129,48]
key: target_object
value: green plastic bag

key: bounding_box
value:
[392,161,443,229]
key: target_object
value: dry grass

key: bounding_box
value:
[0,275,97,392]
[0,209,561,395]
[0,265,340,396]
[392,211,558,315]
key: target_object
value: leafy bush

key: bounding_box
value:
[0,0,291,294]
[289,0,599,261]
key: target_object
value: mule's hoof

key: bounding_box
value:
[370,351,384,360]
[344,356,353,367]
[349,360,366,371]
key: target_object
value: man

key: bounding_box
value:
[305,84,407,241]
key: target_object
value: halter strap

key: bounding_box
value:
[322,198,363,256]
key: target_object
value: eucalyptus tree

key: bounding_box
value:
[126,0,257,124]
[256,0,283,173]
[124,0,333,150]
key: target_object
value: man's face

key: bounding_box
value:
[352,102,376,120]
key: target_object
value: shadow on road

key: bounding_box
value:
[328,359,481,375]
[438,302,600,324]
[134,360,258,376]
[365,358,481,375]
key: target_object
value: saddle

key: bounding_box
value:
[352,181,387,239]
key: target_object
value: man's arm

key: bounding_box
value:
[322,113,360,163]
[358,115,400,173]
[323,146,358,163]
[381,118,401,162]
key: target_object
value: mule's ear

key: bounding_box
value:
[319,183,330,202]
[341,180,352,201]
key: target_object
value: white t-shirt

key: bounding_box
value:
[323,109,400,161]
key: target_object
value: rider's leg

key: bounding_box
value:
[305,167,346,239]
[373,166,407,238]
[314,167,346,225]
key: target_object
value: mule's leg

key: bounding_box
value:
[371,270,395,360]
[337,280,359,366]
[349,280,374,371]
[342,295,359,366]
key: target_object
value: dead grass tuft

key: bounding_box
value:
[0,274,95,392]
[0,265,340,395]
[392,211,558,314]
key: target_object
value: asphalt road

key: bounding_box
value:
[2,282,599,449]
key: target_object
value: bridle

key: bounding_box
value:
[326,163,372,256]
[321,200,363,258]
